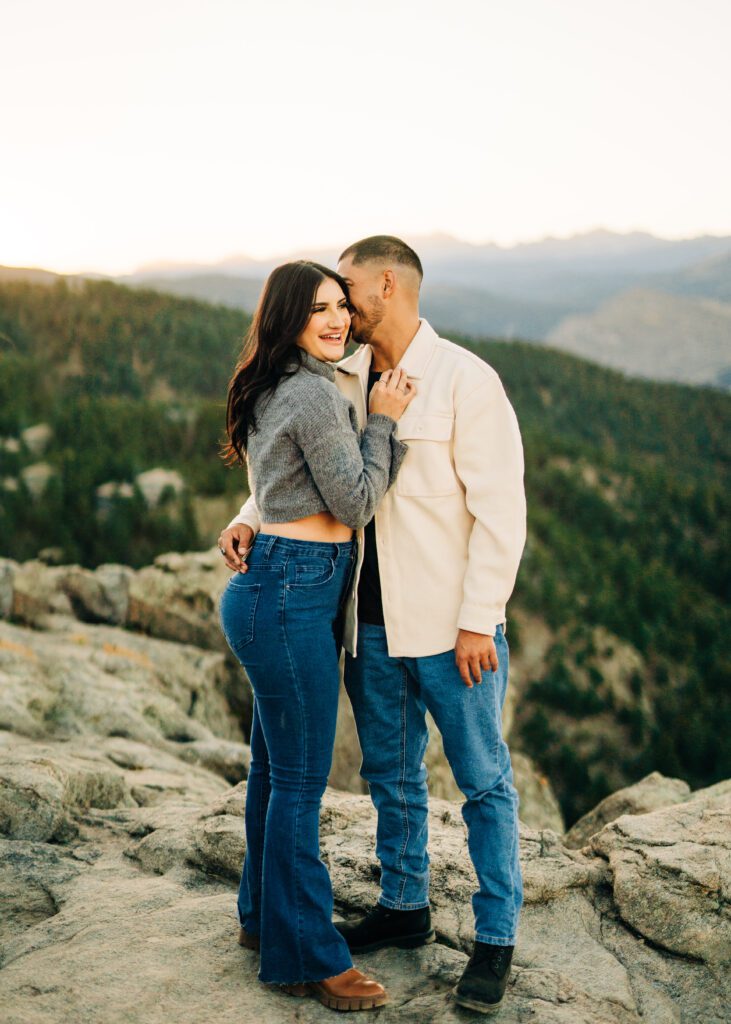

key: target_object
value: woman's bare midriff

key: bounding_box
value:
[259,510,354,543]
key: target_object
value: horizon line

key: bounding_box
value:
[4,224,731,279]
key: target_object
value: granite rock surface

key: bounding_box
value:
[1,553,728,1022]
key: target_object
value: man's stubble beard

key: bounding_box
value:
[351,295,385,345]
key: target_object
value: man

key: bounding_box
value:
[219,236,527,1014]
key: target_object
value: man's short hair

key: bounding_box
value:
[339,235,423,281]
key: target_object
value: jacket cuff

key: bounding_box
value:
[457,604,506,637]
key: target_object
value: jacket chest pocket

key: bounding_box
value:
[395,414,457,497]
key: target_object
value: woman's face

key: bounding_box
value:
[297,277,351,362]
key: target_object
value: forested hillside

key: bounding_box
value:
[0,278,248,567]
[1,277,728,819]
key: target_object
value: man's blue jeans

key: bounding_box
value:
[344,622,522,946]
[219,534,356,985]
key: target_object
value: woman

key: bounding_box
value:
[218,260,415,1011]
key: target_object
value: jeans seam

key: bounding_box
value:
[503,775,519,941]
[255,709,269,932]
[491,677,503,786]
[490,659,519,941]
[394,662,410,906]
[282,572,307,980]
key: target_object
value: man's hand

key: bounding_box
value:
[218,524,254,573]
[455,629,499,688]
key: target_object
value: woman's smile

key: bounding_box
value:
[319,330,344,345]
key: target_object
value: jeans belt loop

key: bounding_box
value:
[263,534,278,558]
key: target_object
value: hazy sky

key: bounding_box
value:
[2,0,730,274]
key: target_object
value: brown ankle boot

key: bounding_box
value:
[237,926,260,952]
[282,967,388,1011]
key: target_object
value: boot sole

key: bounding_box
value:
[280,983,388,1011]
[452,986,503,1014]
[346,929,436,954]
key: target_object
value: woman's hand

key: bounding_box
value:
[218,524,254,573]
[369,367,417,421]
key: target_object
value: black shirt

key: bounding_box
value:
[357,369,386,625]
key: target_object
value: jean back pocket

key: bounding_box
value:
[219,580,261,652]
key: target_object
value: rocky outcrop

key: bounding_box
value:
[0,550,254,731]
[591,780,731,965]
[1,746,728,1022]
[1,550,228,647]
[565,770,692,848]
[0,574,729,1022]
[0,616,244,748]
[0,552,564,828]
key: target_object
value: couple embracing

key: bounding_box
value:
[217,235,527,1015]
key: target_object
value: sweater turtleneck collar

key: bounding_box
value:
[289,347,337,382]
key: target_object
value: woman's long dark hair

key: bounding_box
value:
[221,260,350,467]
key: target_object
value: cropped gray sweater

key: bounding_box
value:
[244,349,408,530]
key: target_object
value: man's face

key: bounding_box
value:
[337,256,386,344]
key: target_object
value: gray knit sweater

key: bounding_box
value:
[244,349,408,530]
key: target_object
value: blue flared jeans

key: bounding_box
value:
[344,621,523,946]
[218,533,357,985]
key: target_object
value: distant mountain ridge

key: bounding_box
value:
[547,288,731,387]
[122,229,731,390]
[129,228,731,280]
[3,228,730,388]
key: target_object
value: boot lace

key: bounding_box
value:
[472,943,511,976]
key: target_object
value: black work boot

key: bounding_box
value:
[453,942,514,1014]
[335,903,435,953]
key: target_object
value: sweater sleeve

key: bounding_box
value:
[291,388,407,530]
[225,491,261,535]
[225,453,262,535]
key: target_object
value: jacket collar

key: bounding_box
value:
[336,318,438,381]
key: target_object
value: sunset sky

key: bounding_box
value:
[2,0,730,274]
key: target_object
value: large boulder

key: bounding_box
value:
[59,564,134,625]
[0,551,253,731]
[5,561,74,628]
[565,770,691,848]
[591,780,731,964]
[0,618,245,749]
[0,747,133,842]
[126,549,231,650]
